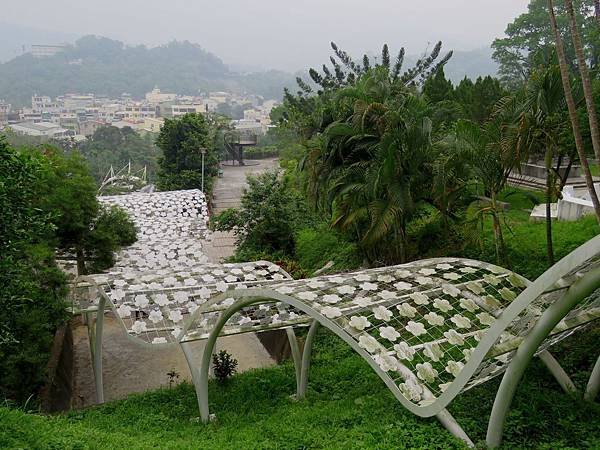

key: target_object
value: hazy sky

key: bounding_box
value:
[4,1,528,71]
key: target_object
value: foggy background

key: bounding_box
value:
[2,0,527,71]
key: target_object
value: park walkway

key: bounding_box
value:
[71,158,279,408]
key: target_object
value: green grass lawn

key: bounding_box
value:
[1,326,599,450]
[2,186,599,449]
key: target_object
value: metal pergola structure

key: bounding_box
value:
[76,240,600,448]
[75,189,600,448]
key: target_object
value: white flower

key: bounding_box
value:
[405,321,426,337]
[500,288,517,301]
[169,309,183,323]
[416,362,439,383]
[481,274,501,287]
[202,274,216,283]
[463,348,474,361]
[396,303,417,318]
[308,280,326,289]
[222,297,235,307]
[483,295,501,310]
[459,266,477,274]
[197,287,212,299]
[360,282,378,291]
[399,378,423,402]
[476,312,495,326]
[395,269,411,278]
[183,278,198,286]
[148,309,164,324]
[321,306,342,319]
[433,298,452,313]
[374,353,399,372]
[409,292,430,305]
[380,326,401,342]
[338,285,356,295]
[393,281,412,291]
[224,275,238,283]
[424,312,444,326]
[330,276,345,284]
[353,296,372,307]
[238,315,252,326]
[171,326,182,338]
[187,302,199,314]
[154,294,169,307]
[358,334,380,353]
[473,330,485,341]
[298,291,318,301]
[439,382,452,392]
[418,268,436,276]
[272,274,285,281]
[111,289,125,301]
[445,360,464,377]
[215,282,228,292]
[244,273,257,281]
[377,274,394,283]
[134,294,149,308]
[231,268,243,275]
[131,320,147,334]
[443,272,461,281]
[423,343,444,362]
[394,342,416,361]
[174,291,189,304]
[323,294,342,304]
[459,298,478,313]
[415,276,433,286]
[377,290,397,300]
[436,263,453,270]
[443,329,465,345]
[450,314,472,329]
[349,316,371,330]
[117,304,132,318]
[442,284,461,297]
[152,337,167,344]
[373,305,393,321]
[276,286,295,295]
[354,274,371,282]
[466,281,485,294]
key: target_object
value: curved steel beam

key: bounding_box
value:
[298,320,319,400]
[585,354,600,402]
[486,266,600,448]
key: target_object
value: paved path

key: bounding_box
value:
[72,158,280,408]
[204,158,279,262]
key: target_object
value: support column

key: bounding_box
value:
[539,350,578,394]
[585,354,600,401]
[298,320,319,399]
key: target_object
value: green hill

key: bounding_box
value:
[0,36,295,106]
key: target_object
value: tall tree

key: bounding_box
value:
[156,113,217,193]
[565,0,600,162]
[548,0,600,223]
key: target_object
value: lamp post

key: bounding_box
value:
[199,147,207,193]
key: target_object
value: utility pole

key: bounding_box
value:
[199,147,207,193]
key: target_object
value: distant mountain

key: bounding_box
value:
[0,22,78,63]
[443,47,498,84]
[0,35,296,107]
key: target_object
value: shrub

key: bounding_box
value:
[212,350,238,384]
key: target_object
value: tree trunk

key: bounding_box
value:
[545,149,555,265]
[565,0,600,163]
[548,0,600,224]
[76,247,87,276]
[491,192,509,268]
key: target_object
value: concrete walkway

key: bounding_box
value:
[72,158,280,408]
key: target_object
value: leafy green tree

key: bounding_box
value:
[0,138,68,403]
[492,0,600,87]
[423,67,454,103]
[156,113,217,193]
[211,171,313,256]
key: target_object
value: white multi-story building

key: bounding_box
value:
[0,101,11,126]
[118,103,158,120]
[63,94,95,110]
[171,104,207,118]
[9,121,73,138]
[145,88,177,104]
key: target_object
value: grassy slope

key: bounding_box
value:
[2,188,599,449]
[1,329,599,450]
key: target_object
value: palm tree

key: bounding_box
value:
[565,0,600,163]
[548,0,600,223]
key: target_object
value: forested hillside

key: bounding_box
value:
[0,36,295,106]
